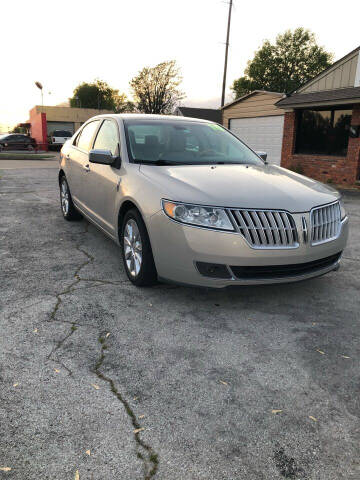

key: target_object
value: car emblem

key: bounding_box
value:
[301,216,308,243]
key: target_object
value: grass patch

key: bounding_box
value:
[0,153,55,160]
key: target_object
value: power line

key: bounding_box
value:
[221,0,233,107]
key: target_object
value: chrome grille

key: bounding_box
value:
[310,202,341,245]
[230,209,298,248]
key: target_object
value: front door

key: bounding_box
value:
[66,120,100,207]
[80,119,121,236]
[6,135,20,150]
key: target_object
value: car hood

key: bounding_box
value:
[140,164,340,212]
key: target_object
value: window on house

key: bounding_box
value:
[295,108,352,156]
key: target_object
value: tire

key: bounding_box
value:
[27,144,35,151]
[121,209,158,286]
[59,176,82,221]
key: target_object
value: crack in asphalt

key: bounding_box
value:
[49,225,94,322]
[47,222,124,372]
[46,221,160,477]
[94,333,159,480]
[46,223,95,373]
[46,324,78,375]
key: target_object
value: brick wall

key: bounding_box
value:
[281,104,360,185]
[29,108,48,150]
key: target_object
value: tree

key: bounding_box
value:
[130,60,184,114]
[113,93,136,113]
[11,125,26,133]
[69,79,134,112]
[231,28,333,98]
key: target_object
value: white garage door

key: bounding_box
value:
[229,115,284,165]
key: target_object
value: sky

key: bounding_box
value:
[0,0,359,130]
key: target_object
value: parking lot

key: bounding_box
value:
[1,164,360,480]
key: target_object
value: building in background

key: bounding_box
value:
[221,91,284,165]
[27,105,113,150]
[174,106,222,123]
[277,46,360,185]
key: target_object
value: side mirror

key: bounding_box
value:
[256,151,268,162]
[89,149,114,165]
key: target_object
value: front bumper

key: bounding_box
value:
[148,211,349,288]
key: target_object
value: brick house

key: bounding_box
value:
[277,46,360,186]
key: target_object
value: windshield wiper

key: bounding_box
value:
[134,159,187,166]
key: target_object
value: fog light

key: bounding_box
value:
[196,262,231,279]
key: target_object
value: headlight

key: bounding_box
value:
[162,200,234,231]
[339,199,346,220]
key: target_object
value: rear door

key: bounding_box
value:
[80,118,121,235]
[65,120,100,206]
[17,135,30,150]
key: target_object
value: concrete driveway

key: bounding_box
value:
[1,165,360,480]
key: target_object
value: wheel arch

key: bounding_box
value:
[117,200,140,241]
[58,169,65,185]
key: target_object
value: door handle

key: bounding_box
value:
[83,164,90,173]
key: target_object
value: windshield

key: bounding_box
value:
[123,119,263,166]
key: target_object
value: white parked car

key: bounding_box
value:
[48,130,72,149]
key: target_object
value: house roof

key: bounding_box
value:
[294,46,360,95]
[276,86,360,108]
[277,46,360,108]
[175,107,222,123]
[221,90,284,110]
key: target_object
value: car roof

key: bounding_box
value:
[3,133,26,136]
[88,113,216,123]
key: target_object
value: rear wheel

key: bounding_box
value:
[121,209,157,286]
[27,144,35,151]
[59,176,82,221]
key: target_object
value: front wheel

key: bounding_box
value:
[121,209,158,286]
[59,176,82,221]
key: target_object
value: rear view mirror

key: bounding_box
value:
[256,151,268,162]
[89,149,114,165]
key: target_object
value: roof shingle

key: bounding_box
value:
[176,107,222,123]
[276,86,360,107]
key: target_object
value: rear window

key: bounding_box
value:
[52,130,72,137]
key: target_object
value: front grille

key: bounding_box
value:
[230,252,341,280]
[229,209,298,249]
[310,202,341,245]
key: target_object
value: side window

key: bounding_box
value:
[93,120,119,156]
[76,121,100,152]
[73,131,81,147]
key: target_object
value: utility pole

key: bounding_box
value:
[35,81,44,109]
[221,0,233,107]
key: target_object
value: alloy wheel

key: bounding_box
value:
[124,219,143,277]
[60,180,69,216]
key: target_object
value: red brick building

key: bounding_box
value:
[277,46,360,186]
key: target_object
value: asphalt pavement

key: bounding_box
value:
[1,165,360,480]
